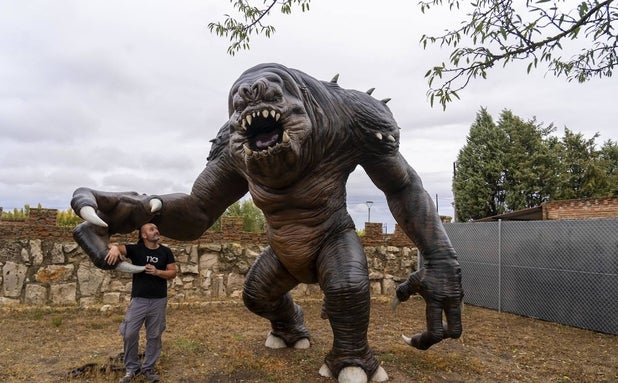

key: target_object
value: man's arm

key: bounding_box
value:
[145,263,177,280]
[105,244,127,266]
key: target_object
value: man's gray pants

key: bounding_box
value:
[120,297,167,373]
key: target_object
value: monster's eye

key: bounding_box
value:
[233,96,246,113]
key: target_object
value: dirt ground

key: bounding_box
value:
[0,296,616,383]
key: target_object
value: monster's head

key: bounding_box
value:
[227,63,329,188]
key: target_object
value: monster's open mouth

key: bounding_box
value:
[242,108,290,154]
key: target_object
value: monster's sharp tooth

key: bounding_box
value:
[262,110,269,118]
[260,150,268,157]
[243,145,252,156]
[241,120,247,130]
[268,146,274,154]
[275,113,281,121]
[282,131,290,143]
[375,132,383,140]
[270,110,276,118]
[252,111,257,118]
[387,134,396,142]
[245,115,252,126]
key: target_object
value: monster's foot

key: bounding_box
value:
[264,332,310,349]
[319,364,388,383]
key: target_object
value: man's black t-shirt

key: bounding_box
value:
[125,242,175,299]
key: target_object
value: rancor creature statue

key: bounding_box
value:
[71,63,463,383]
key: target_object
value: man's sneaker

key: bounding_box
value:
[119,371,136,383]
[143,370,160,382]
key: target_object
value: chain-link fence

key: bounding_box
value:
[443,218,618,335]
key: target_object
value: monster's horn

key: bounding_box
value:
[116,262,146,274]
[150,198,162,213]
[79,206,108,227]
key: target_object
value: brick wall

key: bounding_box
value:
[543,197,618,220]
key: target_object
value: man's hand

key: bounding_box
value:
[144,264,158,276]
[105,245,124,266]
[393,264,464,350]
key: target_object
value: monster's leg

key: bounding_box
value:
[317,229,381,379]
[242,246,310,346]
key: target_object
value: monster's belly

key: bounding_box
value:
[268,224,325,283]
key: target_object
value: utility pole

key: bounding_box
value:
[365,201,373,222]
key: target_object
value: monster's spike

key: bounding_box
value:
[366,88,375,95]
[330,74,339,83]
[381,98,391,104]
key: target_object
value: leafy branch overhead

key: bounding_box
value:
[208,0,311,56]
[420,0,617,109]
[209,0,616,109]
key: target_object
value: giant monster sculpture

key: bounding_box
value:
[71,63,463,383]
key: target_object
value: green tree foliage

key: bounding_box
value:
[499,111,560,210]
[1,205,30,220]
[208,0,311,56]
[57,208,84,227]
[453,108,508,220]
[454,108,617,221]
[599,139,618,194]
[209,198,266,232]
[420,0,617,108]
[1,205,84,226]
[209,1,616,108]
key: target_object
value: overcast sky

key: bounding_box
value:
[1,1,616,232]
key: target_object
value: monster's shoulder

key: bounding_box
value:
[333,86,401,156]
[207,122,231,162]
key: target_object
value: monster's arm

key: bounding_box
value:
[363,153,456,263]
[362,152,463,349]
[71,124,248,270]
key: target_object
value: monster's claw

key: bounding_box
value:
[391,297,400,312]
[318,364,333,378]
[79,206,108,227]
[265,332,287,349]
[371,366,389,382]
[318,364,388,382]
[264,332,310,349]
[294,338,310,349]
[150,198,162,213]
[338,366,367,383]
[401,334,412,346]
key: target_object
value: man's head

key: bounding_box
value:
[138,223,160,245]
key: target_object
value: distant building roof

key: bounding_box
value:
[473,197,618,222]
[474,206,543,222]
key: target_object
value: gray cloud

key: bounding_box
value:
[1,0,616,232]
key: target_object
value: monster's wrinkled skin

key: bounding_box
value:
[71,63,463,383]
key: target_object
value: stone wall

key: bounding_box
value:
[0,210,429,307]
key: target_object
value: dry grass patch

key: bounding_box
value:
[0,297,615,382]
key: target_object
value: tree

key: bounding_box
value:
[499,110,560,210]
[453,108,508,221]
[57,208,84,227]
[224,198,266,232]
[553,128,616,199]
[209,198,266,232]
[599,139,618,195]
[454,108,616,221]
[209,1,617,108]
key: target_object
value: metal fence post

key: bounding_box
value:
[498,219,502,313]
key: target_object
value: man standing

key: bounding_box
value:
[106,223,177,383]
